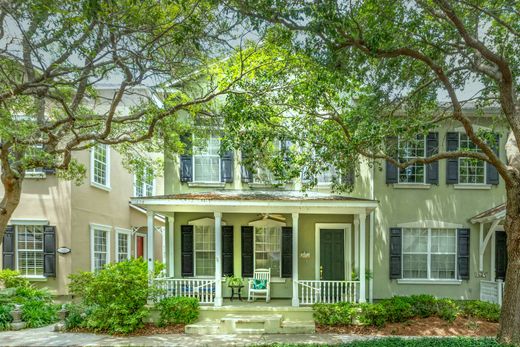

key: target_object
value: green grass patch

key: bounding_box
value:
[262,337,508,346]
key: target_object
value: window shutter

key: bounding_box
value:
[446,132,459,184]
[495,230,507,281]
[389,228,402,279]
[2,225,15,270]
[43,226,56,277]
[240,151,253,183]
[457,228,470,280]
[281,226,293,278]
[221,151,234,183]
[181,225,194,277]
[241,226,254,277]
[222,226,234,276]
[486,133,500,185]
[179,134,193,182]
[426,132,439,184]
[385,136,398,184]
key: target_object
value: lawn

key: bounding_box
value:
[266,337,508,346]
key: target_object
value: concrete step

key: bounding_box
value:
[220,314,282,334]
[184,320,220,335]
[280,320,316,334]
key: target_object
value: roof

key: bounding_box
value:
[470,203,506,223]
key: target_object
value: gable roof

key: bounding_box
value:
[470,203,506,223]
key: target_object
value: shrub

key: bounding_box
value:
[21,300,58,328]
[458,300,501,322]
[436,298,458,322]
[0,304,13,330]
[313,302,356,325]
[380,297,414,323]
[156,297,199,326]
[358,303,387,327]
[64,303,92,330]
[408,294,438,318]
[0,270,30,289]
[68,272,95,298]
[13,286,52,304]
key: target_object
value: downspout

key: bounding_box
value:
[369,160,375,303]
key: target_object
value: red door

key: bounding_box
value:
[136,236,145,258]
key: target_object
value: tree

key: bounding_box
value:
[0,0,259,240]
[225,1,520,343]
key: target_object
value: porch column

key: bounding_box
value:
[168,215,174,277]
[359,212,366,303]
[214,212,223,307]
[354,217,359,275]
[292,212,299,307]
[147,210,155,274]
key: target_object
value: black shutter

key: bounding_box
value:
[389,228,402,279]
[486,133,500,185]
[426,132,439,184]
[281,226,293,278]
[240,151,253,183]
[222,226,234,276]
[446,132,459,184]
[221,151,234,183]
[43,226,56,277]
[457,228,470,280]
[179,133,192,182]
[241,226,254,277]
[386,136,398,184]
[495,230,507,281]
[2,225,15,270]
[181,225,194,277]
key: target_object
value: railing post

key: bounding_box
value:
[147,210,155,274]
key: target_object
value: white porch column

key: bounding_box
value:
[168,215,174,277]
[359,212,366,303]
[214,212,223,307]
[479,223,484,272]
[292,212,299,307]
[354,217,360,274]
[147,210,155,274]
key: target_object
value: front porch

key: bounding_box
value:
[132,190,378,307]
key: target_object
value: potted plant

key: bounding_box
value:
[225,275,243,287]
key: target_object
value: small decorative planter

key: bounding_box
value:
[54,304,69,332]
[10,304,26,331]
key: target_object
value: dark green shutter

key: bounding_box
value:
[446,132,459,184]
[389,228,402,279]
[240,151,253,183]
[426,132,439,184]
[457,228,470,280]
[221,151,234,183]
[43,226,56,277]
[181,225,194,277]
[281,226,293,278]
[486,133,500,185]
[222,226,234,276]
[241,226,254,277]
[179,133,192,182]
[495,230,507,280]
[386,136,398,184]
[2,225,15,270]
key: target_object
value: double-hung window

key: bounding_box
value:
[134,166,155,197]
[317,166,340,185]
[91,144,110,189]
[90,224,110,272]
[193,225,215,276]
[115,229,131,262]
[254,226,282,277]
[459,133,485,184]
[16,225,45,277]
[398,135,426,184]
[402,228,457,280]
[193,134,221,183]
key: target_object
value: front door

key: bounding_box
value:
[136,235,145,258]
[320,229,345,280]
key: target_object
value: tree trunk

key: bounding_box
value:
[0,172,23,242]
[498,183,520,344]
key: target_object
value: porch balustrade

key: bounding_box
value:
[154,277,216,304]
[480,280,505,306]
[297,280,359,305]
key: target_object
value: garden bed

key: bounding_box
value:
[68,323,185,336]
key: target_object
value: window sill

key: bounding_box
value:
[23,276,48,282]
[25,173,46,179]
[397,279,462,285]
[393,183,431,189]
[454,184,492,190]
[187,182,226,188]
[90,181,111,191]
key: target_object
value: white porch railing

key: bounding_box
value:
[154,278,216,304]
[297,280,359,305]
[480,280,505,306]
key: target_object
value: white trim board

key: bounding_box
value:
[314,223,352,281]
[397,220,463,229]
[89,223,111,272]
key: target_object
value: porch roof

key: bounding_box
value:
[130,190,378,215]
[470,203,506,223]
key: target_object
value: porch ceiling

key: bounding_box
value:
[130,190,378,215]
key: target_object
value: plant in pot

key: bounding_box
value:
[225,275,243,287]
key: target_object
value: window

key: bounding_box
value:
[317,166,341,185]
[459,133,485,184]
[194,225,215,276]
[252,140,282,184]
[116,229,131,262]
[193,134,221,183]
[398,135,426,183]
[91,144,110,189]
[402,228,456,280]
[134,167,155,197]
[16,225,44,277]
[90,225,110,272]
[254,226,282,277]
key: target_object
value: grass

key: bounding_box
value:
[262,337,510,346]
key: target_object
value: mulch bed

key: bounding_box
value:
[68,323,185,336]
[317,317,498,337]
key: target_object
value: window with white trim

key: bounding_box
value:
[116,230,131,262]
[91,144,110,188]
[16,225,44,276]
[193,134,221,183]
[459,133,485,184]
[134,166,155,197]
[317,166,341,185]
[402,228,456,280]
[398,135,426,184]
[91,226,110,272]
[194,225,215,276]
[252,140,282,184]
[254,226,281,277]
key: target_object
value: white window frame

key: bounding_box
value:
[316,165,342,186]
[13,221,48,278]
[192,133,221,183]
[188,218,221,278]
[90,223,111,272]
[249,218,285,278]
[115,228,132,262]
[458,132,486,185]
[90,144,111,191]
[133,167,156,197]
[397,135,427,184]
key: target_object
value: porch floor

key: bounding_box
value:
[217,299,302,308]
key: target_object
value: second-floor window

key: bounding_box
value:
[398,135,426,184]
[316,166,341,185]
[134,167,155,197]
[91,144,110,189]
[459,133,485,184]
[193,134,220,183]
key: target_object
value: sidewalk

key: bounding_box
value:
[0,326,371,346]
